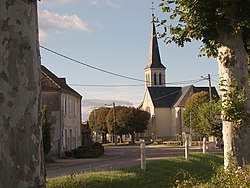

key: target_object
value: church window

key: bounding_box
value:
[159,73,162,85]
[154,73,157,85]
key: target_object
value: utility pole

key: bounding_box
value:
[208,74,212,103]
[202,74,212,103]
[113,102,117,146]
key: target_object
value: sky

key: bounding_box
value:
[38,0,219,120]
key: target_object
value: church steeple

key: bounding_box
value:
[145,14,166,70]
[144,14,166,88]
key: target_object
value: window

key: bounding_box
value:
[159,73,162,85]
[64,129,68,150]
[154,73,157,85]
[64,97,67,115]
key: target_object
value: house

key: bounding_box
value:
[41,65,82,158]
[140,15,219,141]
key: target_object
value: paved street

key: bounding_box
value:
[46,145,223,178]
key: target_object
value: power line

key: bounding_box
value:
[69,84,145,87]
[39,45,211,86]
[39,45,145,83]
[165,78,205,85]
[211,78,220,84]
[152,89,181,102]
[69,79,205,88]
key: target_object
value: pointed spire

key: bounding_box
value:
[145,14,166,70]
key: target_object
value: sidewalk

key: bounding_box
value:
[45,153,120,170]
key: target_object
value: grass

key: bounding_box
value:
[46,153,223,188]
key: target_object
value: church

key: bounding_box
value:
[140,15,219,141]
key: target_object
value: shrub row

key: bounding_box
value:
[65,142,104,158]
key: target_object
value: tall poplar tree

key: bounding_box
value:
[0,1,45,187]
[159,0,250,167]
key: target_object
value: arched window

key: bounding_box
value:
[154,73,157,85]
[159,73,162,85]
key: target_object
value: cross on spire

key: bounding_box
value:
[150,1,155,15]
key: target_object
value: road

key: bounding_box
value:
[46,145,223,178]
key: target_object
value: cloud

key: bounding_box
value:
[38,28,48,43]
[38,9,92,42]
[82,99,133,108]
[39,10,92,32]
[81,99,134,121]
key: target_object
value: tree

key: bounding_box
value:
[198,102,222,138]
[0,1,45,187]
[106,106,129,143]
[106,106,150,144]
[88,107,110,143]
[159,0,250,167]
[183,92,210,132]
[126,108,150,144]
[41,105,52,156]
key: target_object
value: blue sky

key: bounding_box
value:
[38,0,219,120]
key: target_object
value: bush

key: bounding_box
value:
[64,150,74,158]
[173,161,250,188]
[205,164,250,188]
[64,143,104,158]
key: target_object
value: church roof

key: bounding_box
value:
[174,85,219,107]
[41,65,82,98]
[148,87,182,107]
[145,14,166,70]
[147,85,219,108]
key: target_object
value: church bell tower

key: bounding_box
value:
[144,14,166,88]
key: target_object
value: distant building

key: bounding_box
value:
[140,15,219,141]
[41,65,82,158]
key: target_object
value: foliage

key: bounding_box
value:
[106,106,150,144]
[198,101,222,137]
[88,107,110,135]
[46,153,223,188]
[183,92,210,133]
[184,92,222,137]
[220,79,248,128]
[206,164,250,188]
[158,0,250,168]
[158,0,250,57]
[65,143,104,158]
[127,108,150,134]
[41,105,52,156]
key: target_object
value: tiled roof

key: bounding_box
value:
[148,85,219,108]
[148,87,182,107]
[193,86,219,99]
[41,65,82,98]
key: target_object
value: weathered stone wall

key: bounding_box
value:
[41,92,60,158]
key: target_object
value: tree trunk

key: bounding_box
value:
[218,32,250,167]
[0,1,45,187]
[119,134,123,143]
[130,133,135,145]
[101,133,105,143]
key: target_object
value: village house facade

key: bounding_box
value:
[41,65,82,158]
[140,15,219,141]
